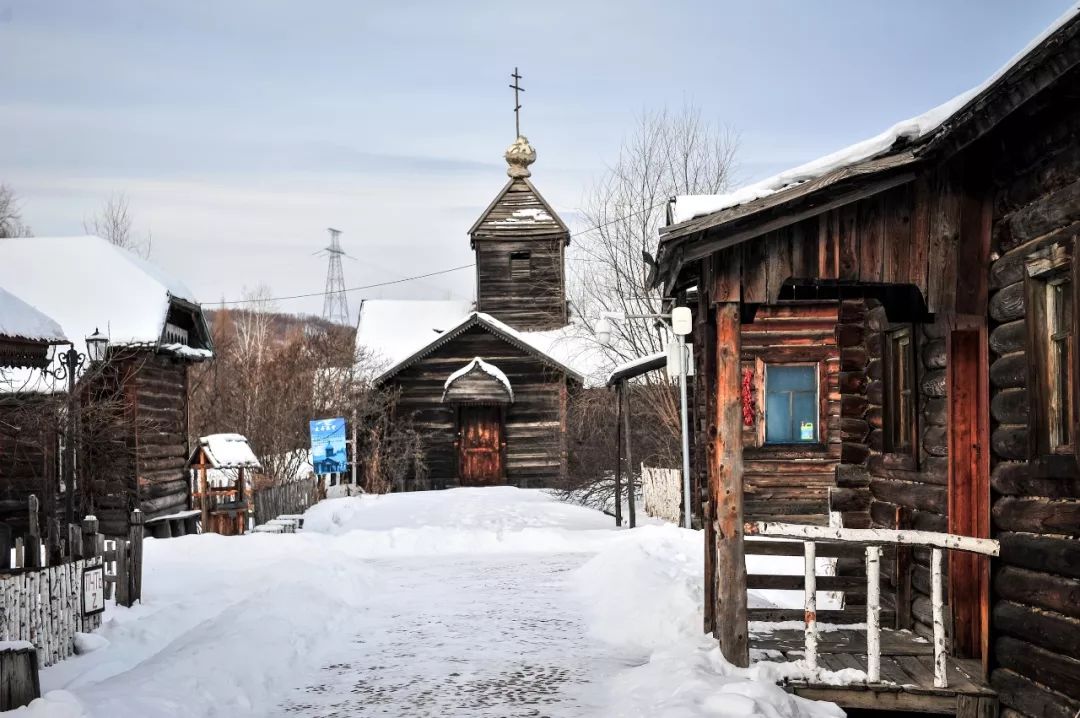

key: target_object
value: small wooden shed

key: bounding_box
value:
[189,433,262,536]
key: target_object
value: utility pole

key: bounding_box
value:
[321,228,349,325]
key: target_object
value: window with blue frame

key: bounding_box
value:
[765,364,818,443]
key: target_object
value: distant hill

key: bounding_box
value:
[203,308,355,348]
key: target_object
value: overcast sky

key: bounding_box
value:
[1,1,1072,322]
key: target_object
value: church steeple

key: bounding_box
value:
[467,91,570,331]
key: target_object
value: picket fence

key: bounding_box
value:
[253,477,319,526]
[641,464,682,524]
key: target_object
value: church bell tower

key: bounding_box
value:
[467,71,570,332]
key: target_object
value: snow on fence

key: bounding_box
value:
[253,477,319,527]
[745,520,1000,688]
[641,465,681,524]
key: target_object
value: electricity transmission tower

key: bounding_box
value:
[319,228,350,325]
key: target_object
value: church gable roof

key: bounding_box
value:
[374,311,584,385]
[468,178,569,241]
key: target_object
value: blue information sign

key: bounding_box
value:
[309,417,348,475]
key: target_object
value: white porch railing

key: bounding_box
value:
[745,521,1000,688]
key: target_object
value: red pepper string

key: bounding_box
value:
[741,368,756,427]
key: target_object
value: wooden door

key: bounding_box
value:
[458,406,504,486]
[947,326,991,665]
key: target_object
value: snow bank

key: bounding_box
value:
[303,487,618,557]
[575,525,852,716]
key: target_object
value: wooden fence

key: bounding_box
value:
[253,477,318,527]
[641,465,682,524]
[1,501,143,669]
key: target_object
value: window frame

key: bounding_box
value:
[509,250,531,280]
[1025,242,1079,458]
[883,325,918,460]
[762,362,821,446]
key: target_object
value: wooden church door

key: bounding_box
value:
[458,406,504,486]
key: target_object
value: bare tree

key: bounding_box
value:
[571,104,737,363]
[84,194,151,257]
[565,104,737,485]
[0,183,32,238]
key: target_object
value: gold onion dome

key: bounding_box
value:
[504,135,536,178]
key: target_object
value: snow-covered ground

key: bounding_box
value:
[15,488,844,718]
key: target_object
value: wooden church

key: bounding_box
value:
[357,135,594,491]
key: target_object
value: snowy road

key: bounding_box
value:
[274,553,627,717]
[24,488,843,718]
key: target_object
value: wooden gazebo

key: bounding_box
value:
[189,434,262,536]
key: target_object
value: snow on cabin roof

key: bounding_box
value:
[0,286,66,343]
[0,236,199,347]
[191,433,262,470]
[0,236,208,394]
[443,357,514,402]
[668,3,1080,227]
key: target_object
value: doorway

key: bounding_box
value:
[458,406,504,486]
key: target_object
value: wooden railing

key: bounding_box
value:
[745,521,1000,688]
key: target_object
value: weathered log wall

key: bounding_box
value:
[740,303,841,525]
[474,236,567,331]
[389,324,568,490]
[985,81,1080,715]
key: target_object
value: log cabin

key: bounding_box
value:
[356,136,599,490]
[0,236,212,538]
[654,9,1080,717]
[0,287,68,540]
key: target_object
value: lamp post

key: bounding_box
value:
[597,307,694,529]
[45,328,109,524]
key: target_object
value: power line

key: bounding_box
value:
[210,200,665,307]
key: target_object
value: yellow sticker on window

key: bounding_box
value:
[800,422,815,441]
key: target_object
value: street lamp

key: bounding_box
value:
[597,306,694,529]
[43,329,110,524]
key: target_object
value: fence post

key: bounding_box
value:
[25,496,41,569]
[115,540,130,607]
[803,541,818,671]
[127,510,144,604]
[931,548,948,688]
[81,516,101,560]
[865,545,881,682]
[0,522,11,570]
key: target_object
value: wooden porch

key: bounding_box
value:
[752,627,996,715]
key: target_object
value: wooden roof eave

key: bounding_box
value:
[653,154,921,292]
[375,314,585,386]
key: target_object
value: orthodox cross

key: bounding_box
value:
[509,67,525,137]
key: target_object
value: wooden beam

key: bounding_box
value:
[714,301,749,666]
[745,521,999,555]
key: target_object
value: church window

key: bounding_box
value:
[510,251,531,280]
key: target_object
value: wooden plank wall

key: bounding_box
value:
[984,87,1080,717]
[88,353,192,537]
[389,325,568,490]
[740,303,842,525]
[474,237,567,331]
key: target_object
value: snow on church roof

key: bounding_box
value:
[356,300,610,387]
[668,3,1080,227]
[443,357,514,401]
[0,286,66,343]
